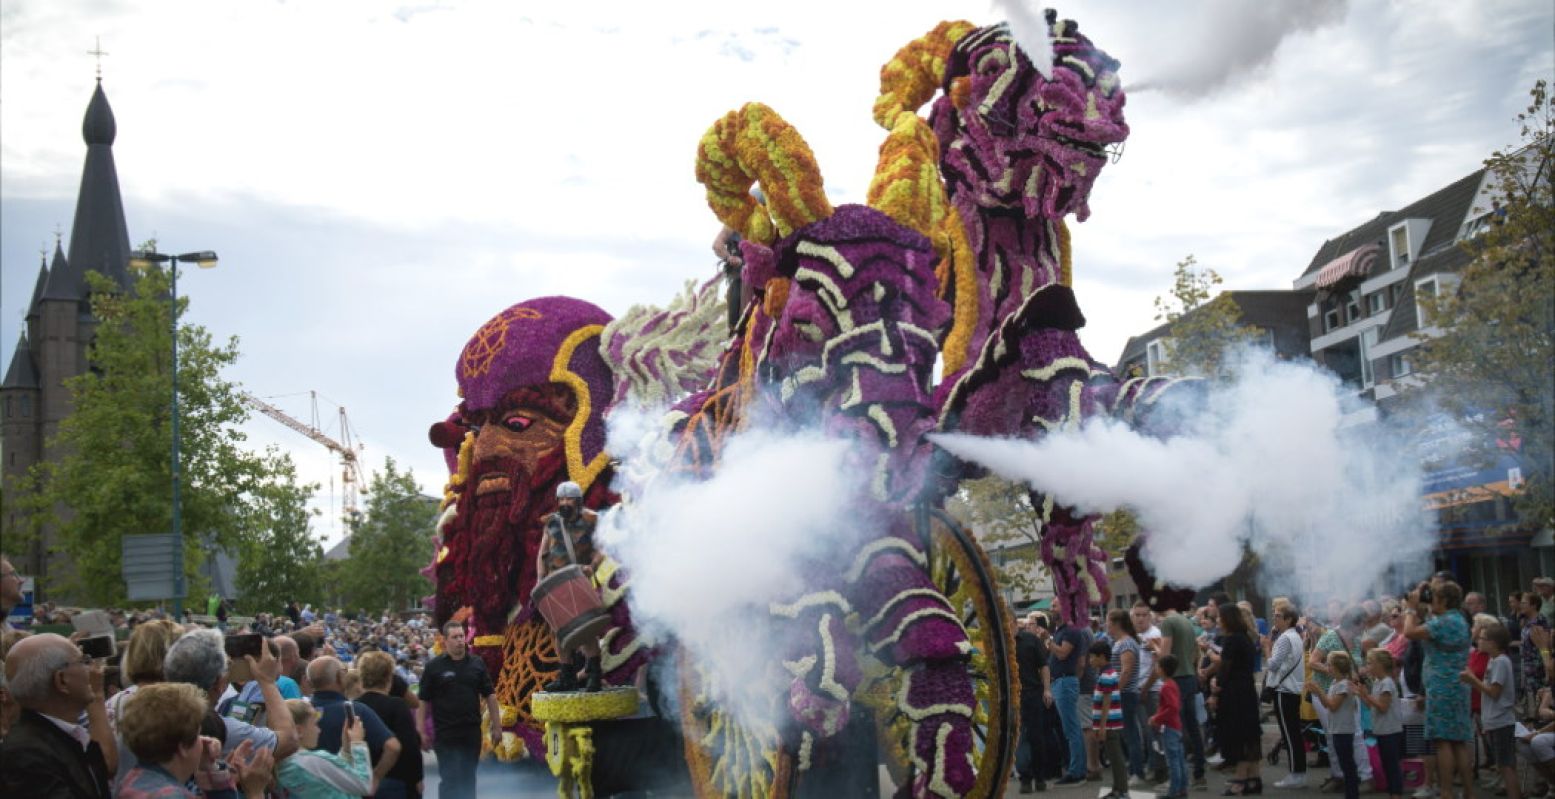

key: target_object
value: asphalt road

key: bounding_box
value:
[416,724,1406,798]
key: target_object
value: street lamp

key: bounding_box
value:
[128,249,219,615]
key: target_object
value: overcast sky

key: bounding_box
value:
[3,0,1551,546]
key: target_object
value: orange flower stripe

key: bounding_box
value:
[1057,219,1073,287]
[865,112,979,375]
[493,618,560,739]
[695,103,831,243]
[872,20,975,130]
[940,205,979,374]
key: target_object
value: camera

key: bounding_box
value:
[224,633,264,661]
[1416,582,1434,605]
[78,634,115,660]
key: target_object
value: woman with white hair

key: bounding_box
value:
[160,629,298,764]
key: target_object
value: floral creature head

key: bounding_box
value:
[925,14,1129,222]
[432,296,615,494]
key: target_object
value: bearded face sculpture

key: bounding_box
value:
[426,296,623,757]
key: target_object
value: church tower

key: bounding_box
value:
[1,78,135,600]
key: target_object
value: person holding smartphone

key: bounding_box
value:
[0,633,115,798]
[276,698,373,798]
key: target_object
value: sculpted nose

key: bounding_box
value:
[429,420,467,448]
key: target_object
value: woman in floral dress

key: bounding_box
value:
[1404,579,1474,799]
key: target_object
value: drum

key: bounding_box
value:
[533,565,611,653]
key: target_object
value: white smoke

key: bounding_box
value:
[930,348,1434,604]
[1128,0,1349,99]
[596,423,874,724]
[992,0,1056,80]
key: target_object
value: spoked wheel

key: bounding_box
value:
[866,508,1018,798]
[678,647,795,799]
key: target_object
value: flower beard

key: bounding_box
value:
[436,447,568,641]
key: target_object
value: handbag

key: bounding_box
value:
[1261,631,1301,704]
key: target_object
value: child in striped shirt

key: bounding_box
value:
[1091,641,1127,799]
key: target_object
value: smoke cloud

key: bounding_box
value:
[931,348,1435,604]
[992,0,1056,80]
[1129,0,1349,99]
[596,422,874,723]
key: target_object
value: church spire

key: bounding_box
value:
[26,249,50,319]
[48,77,133,300]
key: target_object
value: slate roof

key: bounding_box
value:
[1296,168,1486,282]
[1115,289,1313,368]
[2,335,40,390]
[25,257,48,318]
[43,81,133,302]
[1375,240,1475,344]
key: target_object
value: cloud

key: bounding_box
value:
[2,0,1550,549]
[1126,0,1350,99]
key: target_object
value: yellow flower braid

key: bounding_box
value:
[868,21,981,374]
[695,102,832,244]
[871,20,975,131]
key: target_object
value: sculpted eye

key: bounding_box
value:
[502,415,534,433]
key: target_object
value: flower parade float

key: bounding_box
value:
[424,10,1200,799]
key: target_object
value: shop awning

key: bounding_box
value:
[1315,243,1382,289]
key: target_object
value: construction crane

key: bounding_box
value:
[242,391,363,524]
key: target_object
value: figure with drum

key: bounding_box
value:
[535,481,611,693]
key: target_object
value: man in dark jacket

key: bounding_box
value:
[418,620,499,799]
[0,633,113,798]
[1015,612,1052,794]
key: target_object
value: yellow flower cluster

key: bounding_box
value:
[866,112,979,374]
[868,20,981,374]
[695,102,832,244]
[871,20,975,130]
[532,686,640,723]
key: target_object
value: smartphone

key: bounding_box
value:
[78,634,115,660]
[343,701,356,726]
[224,633,264,661]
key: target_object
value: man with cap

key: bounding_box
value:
[536,480,605,692]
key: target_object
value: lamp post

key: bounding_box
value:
[128,249,218,615]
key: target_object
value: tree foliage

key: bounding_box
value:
[338,457,435,614]
[235,455,324,615]
[1152,254,1264,378]
[946,476,1047,600]
[17,266,280,605]
[1410,79,1555,531]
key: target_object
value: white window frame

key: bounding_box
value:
[1415,277,1440,328]
[1389,224,1411,269]
[1145,339,1169,376]
[1324,308,1341,332]
[1390,353,1411,378]
[1360,328,1379,388]
[1368,292,1386,314]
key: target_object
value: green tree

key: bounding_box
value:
[339,457,435,614]
[1152,254,1264,378]
[17,266,277,605]
[1410,79,1555,532]
[235,455,324,615]
[1095,509,1140,560]
[946,476,1047,600]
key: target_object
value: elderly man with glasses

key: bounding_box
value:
[0,555,22,622]
[0,633,115,798]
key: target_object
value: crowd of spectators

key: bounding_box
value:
[1013,574,1555,799]
[0,552,471,799]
